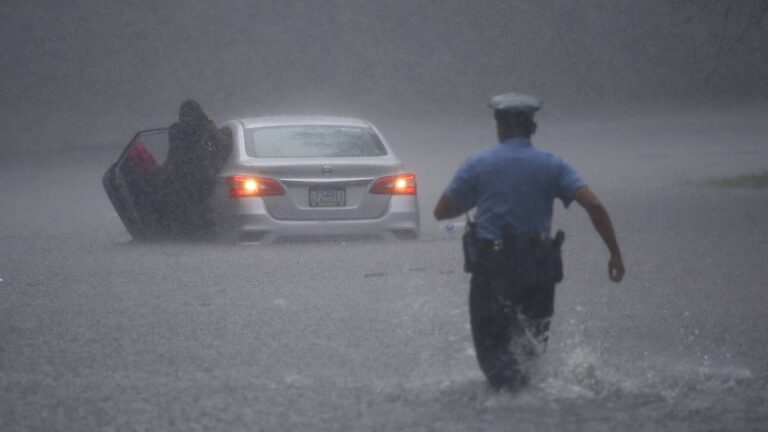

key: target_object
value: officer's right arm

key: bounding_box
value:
[575,186,625,282]
[435,158,477,220]
[433,194,463,220]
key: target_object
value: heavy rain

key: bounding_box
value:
[1,1,767,430]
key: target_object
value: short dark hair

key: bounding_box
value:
[494,110,536,139]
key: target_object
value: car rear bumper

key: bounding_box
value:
[212,194,420,242]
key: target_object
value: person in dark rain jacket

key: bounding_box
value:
[159,100,232,238]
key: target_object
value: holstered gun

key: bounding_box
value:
[462,214,479,273]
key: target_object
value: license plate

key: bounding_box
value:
[309,187,346,207]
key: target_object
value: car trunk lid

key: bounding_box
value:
[241,159,403,220]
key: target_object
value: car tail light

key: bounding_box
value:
[227,175,285,197]
[370,173,417,195]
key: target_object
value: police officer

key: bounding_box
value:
[433,92,624,391]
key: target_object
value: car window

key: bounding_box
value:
[133,130,169,166]
[245,125,388,158]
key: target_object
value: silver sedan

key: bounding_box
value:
[103,116,420,242]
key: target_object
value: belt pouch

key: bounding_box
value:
[508,233,564,284]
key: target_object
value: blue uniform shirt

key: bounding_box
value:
[444,138,585,240]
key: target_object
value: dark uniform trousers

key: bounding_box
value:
[468,244,557,391]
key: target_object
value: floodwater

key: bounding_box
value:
[1,109,767,430]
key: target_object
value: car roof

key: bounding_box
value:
[237,116,371,129]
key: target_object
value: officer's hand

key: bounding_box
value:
[608,255,624,282]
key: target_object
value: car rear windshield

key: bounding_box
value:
[245,125,388,158]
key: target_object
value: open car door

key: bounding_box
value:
[102,129,169,240]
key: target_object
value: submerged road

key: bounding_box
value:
[1,113,767,431]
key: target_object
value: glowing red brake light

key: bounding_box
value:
[227,175,285,197]
[370,173,417,195]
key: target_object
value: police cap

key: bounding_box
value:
[488,92,542,114]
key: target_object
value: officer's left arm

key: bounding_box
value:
[555,157,624,282]
[575,186,625,282]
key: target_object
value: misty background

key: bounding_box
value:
[1,0,766,149]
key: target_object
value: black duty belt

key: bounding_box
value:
[475,231,565,251]
[466,230,566,283]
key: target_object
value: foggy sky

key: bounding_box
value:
[1,0,766,148]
